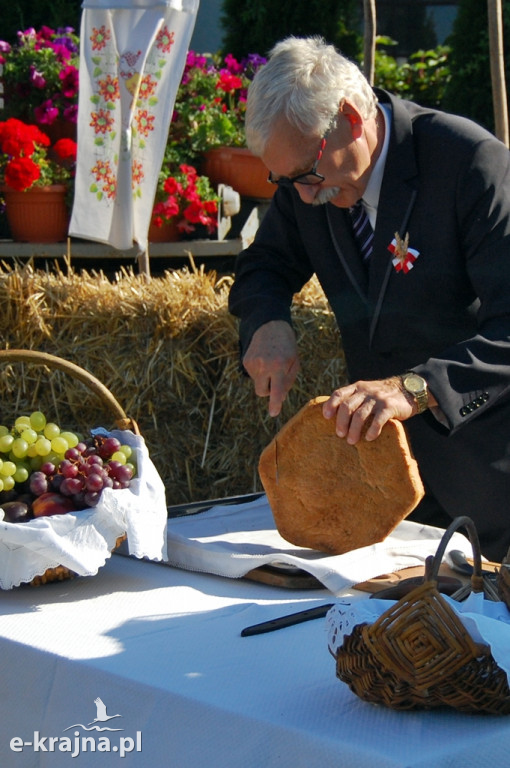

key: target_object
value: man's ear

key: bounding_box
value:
[340,101,363,138]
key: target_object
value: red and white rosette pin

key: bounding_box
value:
[388,232,420,273]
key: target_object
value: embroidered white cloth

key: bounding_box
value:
[165,494,473,595]
[69,0,199,251]
[327,592,510,685]
[0,429,168,589]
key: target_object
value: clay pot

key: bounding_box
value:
[148,218,181,243]
[4,185,69,243]
[202,147,275,200]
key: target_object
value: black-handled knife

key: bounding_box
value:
[241,603,334,636]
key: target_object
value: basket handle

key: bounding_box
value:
[0,349,139,434]
[424,515,485,594]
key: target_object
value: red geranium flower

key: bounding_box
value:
[53,138,77,163]
[5,156,41,190]
[151,162,219,234]
[0,117,76,190]
[0,117,49,158]
[162,176,182,196]
[216,71,244,93]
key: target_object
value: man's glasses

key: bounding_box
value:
[267,126,332,187]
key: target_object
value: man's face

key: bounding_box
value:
[262,109,377,208]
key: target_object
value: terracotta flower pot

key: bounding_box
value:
[4,185,69,243]
[202,147,275,200]
[148,218,181,243]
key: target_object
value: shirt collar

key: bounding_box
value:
[361,102,391,226]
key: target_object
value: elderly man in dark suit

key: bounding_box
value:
[228,36,510,562]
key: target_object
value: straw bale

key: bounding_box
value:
[0,260,346,504]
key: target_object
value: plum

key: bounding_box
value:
[1,501,31,523]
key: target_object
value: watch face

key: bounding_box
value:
[404,374,425,394]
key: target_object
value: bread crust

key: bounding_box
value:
[258,396,425,554]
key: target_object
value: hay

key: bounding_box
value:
[0,259,347,504]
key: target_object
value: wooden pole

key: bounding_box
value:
[487,0,509,146]
[363,0,377,85]
[138,248,151,280]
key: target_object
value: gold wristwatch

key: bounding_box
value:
[400,372,429,414]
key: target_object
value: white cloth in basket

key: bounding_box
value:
[0,429,167,589]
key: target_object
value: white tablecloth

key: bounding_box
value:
[1,553,510,767]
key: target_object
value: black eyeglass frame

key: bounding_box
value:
[267,123,334,187]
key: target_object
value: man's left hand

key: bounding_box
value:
[322,377,417,444]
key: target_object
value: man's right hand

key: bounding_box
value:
[242,320,300,416]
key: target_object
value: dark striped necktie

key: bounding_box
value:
[349,201,374,263]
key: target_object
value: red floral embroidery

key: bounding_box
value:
[91,159,112,183]
[90,26,111,52]
[155,26,175,54]
[138,75,158,101]
[131,160,144,188]
[135,109,155,137]
[90,109,115,135]
[97,75,120,102]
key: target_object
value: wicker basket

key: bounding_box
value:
[0,349,139,586]
[333,516,510,714]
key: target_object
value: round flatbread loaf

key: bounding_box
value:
[258,396,424,555]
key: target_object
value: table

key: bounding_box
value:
[1,553,509,767]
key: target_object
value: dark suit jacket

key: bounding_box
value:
[229,89,510,561]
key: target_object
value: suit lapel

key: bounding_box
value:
[368,186,417,346]
[367,91,419,347]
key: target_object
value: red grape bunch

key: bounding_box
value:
[29,435,136,510]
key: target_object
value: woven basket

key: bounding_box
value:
[334,516,510,714]
[0,348,139,586]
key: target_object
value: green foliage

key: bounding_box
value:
[442,0,510,131]
[373,37,451,109]
[167,51,266,157]
[219,0,361,60]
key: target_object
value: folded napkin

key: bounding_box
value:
[0,429,168,589]
[165,495,473,595]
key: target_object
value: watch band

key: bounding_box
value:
[400,372,429,414]
[412,387,429,414]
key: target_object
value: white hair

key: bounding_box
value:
[245,36,378,155]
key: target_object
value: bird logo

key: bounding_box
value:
[63,697,124,732]
[88,697,122,725]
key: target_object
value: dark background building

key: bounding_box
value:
[190,1,460,57]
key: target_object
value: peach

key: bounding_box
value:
[32,492,76,518]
